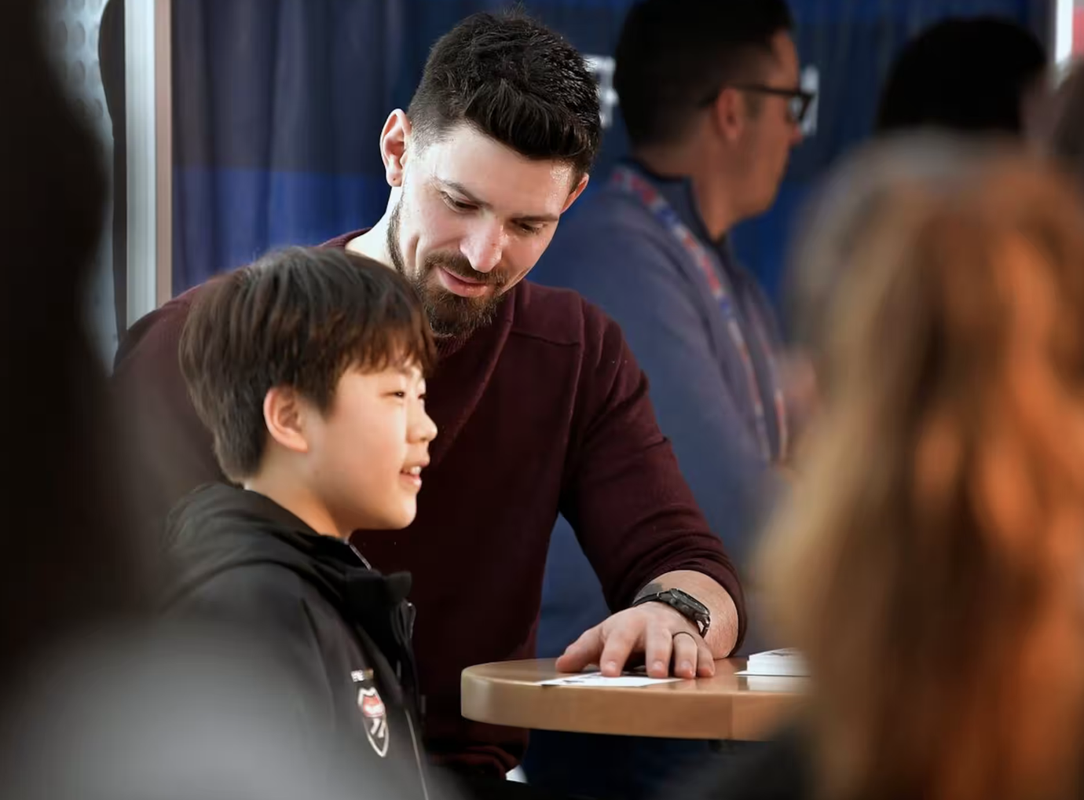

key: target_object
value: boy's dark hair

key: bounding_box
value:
[876,17,1047,135]
[180,247,436,482]
[614,0,794,148]
[407,11,602,177]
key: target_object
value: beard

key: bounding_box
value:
[387,202,507,339]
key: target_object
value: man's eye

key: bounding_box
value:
[442,193,474,212]
[517,222,542,235]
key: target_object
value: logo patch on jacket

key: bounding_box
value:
[352,671,389,758]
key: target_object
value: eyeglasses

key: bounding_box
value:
[700,84,816,127]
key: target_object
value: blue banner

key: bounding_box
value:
[172,0,1047,301]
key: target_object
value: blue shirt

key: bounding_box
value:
[522,163,786,799]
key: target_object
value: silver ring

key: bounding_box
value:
[672,631,698,642]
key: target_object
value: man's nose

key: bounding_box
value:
[460,221,505,274]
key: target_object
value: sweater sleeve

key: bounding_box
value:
[562,231,782,567]
[558,296,747,648]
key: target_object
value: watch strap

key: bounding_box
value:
[630,588,711,637]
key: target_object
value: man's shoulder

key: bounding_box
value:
[554,186,668,250]
[509,281,618,350]
[536,190,684,292]
[113,285,205,370]
[319,229,367,251]
[141,283,204,323]
[116,225,363,369]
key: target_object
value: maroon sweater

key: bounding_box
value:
[113,230,746,774]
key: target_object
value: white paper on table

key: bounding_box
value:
[537,672,680,688]
[742,648,809,677]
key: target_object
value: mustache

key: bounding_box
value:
[425,253,507,288]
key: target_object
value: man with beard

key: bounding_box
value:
[114,10,745,789]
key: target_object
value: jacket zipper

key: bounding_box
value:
[346,540,428,798]
[347,542,374,570]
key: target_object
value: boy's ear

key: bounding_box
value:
[263,386,311,454]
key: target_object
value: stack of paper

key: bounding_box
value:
[741,648,808,677]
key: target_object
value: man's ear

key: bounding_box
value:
[380,109,413,188]
[562,173,591,213]
[263,386,311,454]
[710,87,747,145]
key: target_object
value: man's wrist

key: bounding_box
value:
[630,586,711,637]
[633,582,665,604]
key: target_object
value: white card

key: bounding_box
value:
[538,671,680,688]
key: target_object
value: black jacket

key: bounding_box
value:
[165,483,431,800]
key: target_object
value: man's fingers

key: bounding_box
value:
[598,627,638,677]
[555,626,602,673]
[563,607,716,681]
[696,637,716,677]
[671,631,699,679]
[644,626,674,679]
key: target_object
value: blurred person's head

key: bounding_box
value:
[786,134,982,372]
[763,143,1084,800]
[615,0,805,237]
[368,11,600,338]
[876,17,1048,137]
[781,136,982,447]
[180,248,438,536]
[0,0,149,686]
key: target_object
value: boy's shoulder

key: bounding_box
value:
[165,485,358,651]
[168,484,348,603]
[173,560,321,633]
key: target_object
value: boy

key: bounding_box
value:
[165,247,438,798]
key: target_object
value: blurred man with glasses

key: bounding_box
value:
[528,1,806,798]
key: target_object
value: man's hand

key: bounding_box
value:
[555,601,716,680]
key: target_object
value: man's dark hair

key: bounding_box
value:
[614,0,794,148]
[876,17,1047,135]
[407,11,602,177]
[180,247,437,482]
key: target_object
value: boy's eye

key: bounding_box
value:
[517,222,542,235]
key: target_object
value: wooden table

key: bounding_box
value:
[461,658,806,741]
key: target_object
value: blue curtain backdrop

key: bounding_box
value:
[172,0,1049,301]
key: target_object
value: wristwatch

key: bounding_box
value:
[630,588,711,637]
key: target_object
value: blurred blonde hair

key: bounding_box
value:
[762,141,1084,800]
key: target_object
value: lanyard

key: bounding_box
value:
[611,165,789,463]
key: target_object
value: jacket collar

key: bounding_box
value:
[169,483,413,607]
